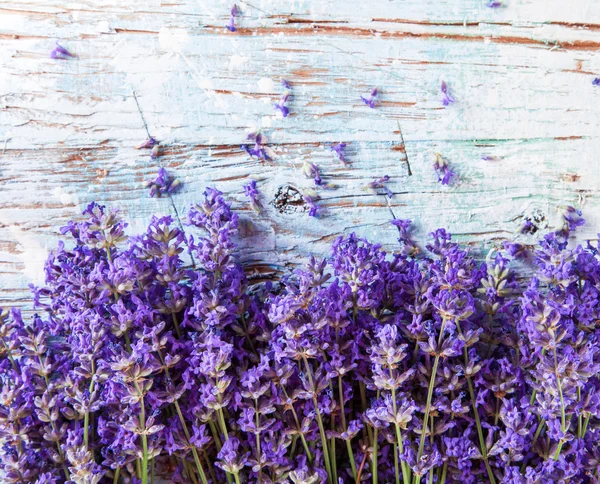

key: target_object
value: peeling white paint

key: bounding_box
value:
[258,78,275,93]
[7,226,47,284]
[158,28,190,53]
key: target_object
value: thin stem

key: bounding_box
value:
[455,322,496,484]
[391,386,411,484]
[393,442,400,484]
[553,347,567,460]
[83,360,96,449]
[339,375,357,478]
[303,356,333,484]
[372,428,378,484]
[255,399,263,484]
[417,355,440,460]
[281,386,313,462]
[113,468,121,484]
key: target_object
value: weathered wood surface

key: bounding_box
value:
[1,0,600,308]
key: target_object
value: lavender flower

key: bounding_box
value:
[360,87,379,108]
[50,41,73,59]
[274,82,292,117]
[226,4,241,32]
[243,179,262,213]
[364,175,393,197]
[136,137,158,149]
[144,167,181,197]
[241,131,273,161]
[433,153,456,185]
[302,190,319,217]
[330,143,349,165]
[440,81,455,106]
[4,188,600,484]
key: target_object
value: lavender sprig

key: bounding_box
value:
[360,87,379,108]
[226,4,241,32]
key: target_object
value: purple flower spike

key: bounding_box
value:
[274,92,290,118]
[361,87,379,108]
[330,143,349,165]
[365,175,393,197]
[50,41,73,59]
[433,153,456,185]
[593,78,600,86]
[226,4,240,32]
[144,167,181,197]
[243,180,262,213]
[440,81,455,106]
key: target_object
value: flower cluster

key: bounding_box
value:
[1,191,599,484]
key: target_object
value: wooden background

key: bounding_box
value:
[1,0,600,309]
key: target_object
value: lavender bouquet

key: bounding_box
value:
[1,190,599,484]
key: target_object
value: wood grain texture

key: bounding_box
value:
[1,0,600,308]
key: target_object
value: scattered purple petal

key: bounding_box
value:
[440,81,455,106]
[487,0,504,7]
[281,78,291,89]
[302,190,319,217]
[241,131,273,161]
[144,167,181,197]
[433,153,457,185]
[274,92,290,118]
[503,241,528,259]
[360,87,379,108]
[481,154,500,161]
[226,4,240,32]
[136,137,158,149]
[50,41,73,59]
[243,180,262,213]
[593,78,600,86]
[330,143,349,165]
[365,175,393,197]
[557,205,585,238]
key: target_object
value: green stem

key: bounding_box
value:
[339,376,357,478]
[393,442,400,484]
[303,357,333,484]
[456,322,496,484]
[582,416,590,438]
[113,468,121,484]
[391,387,411,484]
[83,360,96,449]
[255,399,263,484]
[372,428,378,484]
[282,386,313,462]
[417,355,440,460]
[139,391,149,484]
[553,347,567,460]
[440,463,448,484]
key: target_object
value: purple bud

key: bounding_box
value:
[50,41,73,59]
[440,81,455,106]
[361,87,379,108]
